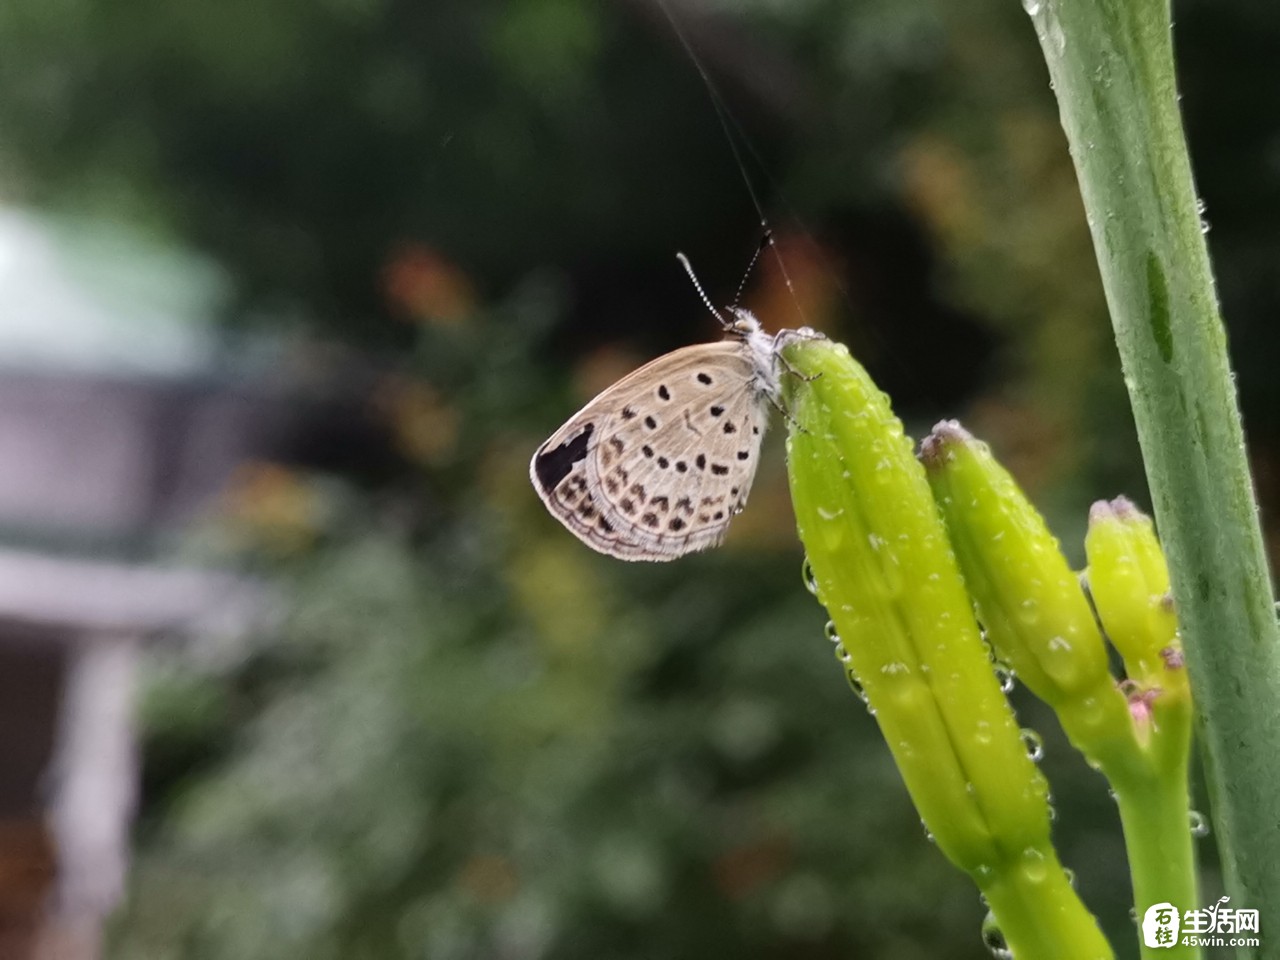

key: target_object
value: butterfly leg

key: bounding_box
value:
[776,351,822,384]
[771,328,825,385]
[753,377,810,434]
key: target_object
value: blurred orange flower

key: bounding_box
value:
[373,376,459,466]
[457,853,519,903]
[572,344,646,404]
[220,462,321,553]
[899,135,979,244]
[747,231,841,336]
[711,832,792,900]
[381,243,475,325]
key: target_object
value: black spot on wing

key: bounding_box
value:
[533,424,594,493]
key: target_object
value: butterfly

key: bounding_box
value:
[530,252,818,561]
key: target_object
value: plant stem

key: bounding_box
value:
[1113,772,1197,960]
[1023,0,1280,930]
[979,851,1112,960]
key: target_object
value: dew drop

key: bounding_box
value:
[995,663,1016,694]
[835,645,853,664]
[1021,847,1048,883]
[1189,810,1210,838]
[1064,867,1076,888]
[824,620,841,644]
[1020,728,1045,762]
[920,820,936,844]
[802,558,820,596]
[981,911,1013,959]
[844,667,869,704]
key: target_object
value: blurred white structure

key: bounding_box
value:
[0,210,274,960]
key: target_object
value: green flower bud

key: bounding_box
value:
[782,339,1110,959]
[918,422,1196,952]
[920,421,1134,771]
[1084,497,1182,690]
[1084,497,1189,765]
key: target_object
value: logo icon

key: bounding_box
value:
[1142,897,1261,948]
[1143,902,1180,948]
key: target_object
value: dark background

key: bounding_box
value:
[0,0,1273,956]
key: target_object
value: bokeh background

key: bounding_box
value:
[0,0,1275,957]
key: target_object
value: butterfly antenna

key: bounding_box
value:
[730,229,772,309]
[676,252,729,327]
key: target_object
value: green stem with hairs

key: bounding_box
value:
[1023,0,1280,931]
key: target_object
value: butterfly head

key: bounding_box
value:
[724,306,763,338]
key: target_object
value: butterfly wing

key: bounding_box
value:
[530,340,771,561]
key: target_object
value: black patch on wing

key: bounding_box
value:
[533,424,594,492]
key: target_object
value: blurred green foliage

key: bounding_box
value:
[0,0,1271,955]
[110,291,1147,959]
[117,291,992,959]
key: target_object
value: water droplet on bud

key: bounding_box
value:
[981,912,1013,959]
[1020,729,1044,762]
[995,663,1016,694]
[802,558,819,596]
[1189,810,1210,838]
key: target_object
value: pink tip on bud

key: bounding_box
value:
[918,420,971,467]
[930,419,971,441]
[1160,645,1185,670]
[1088,499,1116,525]
[1129,696,1152,725]
[1109,495,1141,520]
[1122,683,1162,727]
